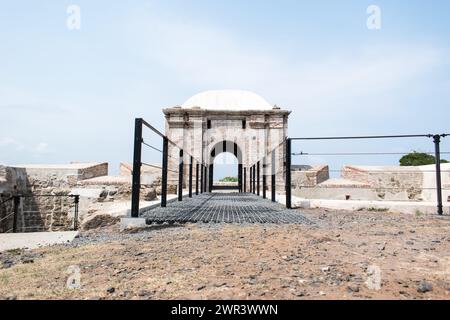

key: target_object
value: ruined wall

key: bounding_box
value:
[292,165,329,188]
[0,163,109,233]
[0,165,14,232]
[342,166,423,200]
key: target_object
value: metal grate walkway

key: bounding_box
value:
[140,193,312,225]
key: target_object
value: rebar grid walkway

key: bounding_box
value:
[140,193,312,225]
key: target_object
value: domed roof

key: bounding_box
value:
[182,90,273,111]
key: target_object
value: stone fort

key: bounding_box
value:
[164,90,290,191]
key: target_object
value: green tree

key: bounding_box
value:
[399,152,449,166]
[220,176,238,182]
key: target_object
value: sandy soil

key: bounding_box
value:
[0,208,449,300]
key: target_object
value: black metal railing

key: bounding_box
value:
[131,118,207,217]
[247,141,286,203]
[247,134,449,215]
[288,134,449,215]
[0,194,79,233]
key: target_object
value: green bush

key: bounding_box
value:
[220,176,238,182]
[399,152,448,166]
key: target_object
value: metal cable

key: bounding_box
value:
[296,169,450,173]
[294,185,450,191]
[142,141,163,153]
[0,212,14,223]
[293,152,450,156]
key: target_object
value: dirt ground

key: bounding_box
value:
[0,208,449,300]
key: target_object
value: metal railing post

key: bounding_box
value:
[131,118,143,217]
[189,156,193,198]
[271,152,276,202]
[249,167,252,193]
[286,138,292,209]
[434,135,443,215]
[196,163,199,195]
[13,196,20,233]
[209,164,213,192]
[205,165,208,192]
[161,137,169,207]
[73,195,79,230]
[238,164,243,193]
[253,165,256,194]
[200,164,204,193]
[178,149,184,201]
[263,158,267,199]
[243,167,247,193]
[257,161,260,196]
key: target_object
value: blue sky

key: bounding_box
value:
[1,1,449,177]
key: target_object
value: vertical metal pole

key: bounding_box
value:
[200,164,204,193]
[243,167,247,193]
[238,164,243,193]
[13,196,20,233]
[253,165,256,194]
[189,156,193,198]
[209,164,213,192]
[73,195,79,231]
[161,137,169,207]
[178,149,184,201]
[204,165,208,192]
[263,158,267,199]
[271,152,276,202]
[286,138,292,209]
[434,135,443,215]
[248,167,252,193]
[131,118,143,217]
[196,163,199,195]
[257,161,260,196]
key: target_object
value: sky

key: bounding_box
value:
[1,0,449,178]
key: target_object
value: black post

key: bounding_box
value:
[200,164,204,193]
[253,165,256,194]
[178,149,184,201]
[238,164,243,193]
[271,152,276,202]
[209,164,214,192]
[263,158,267,199]
[13,196,20,233]
[243,167,247,193]
[196,163,199,195]
[257,161,260,196]
[131,118,143,218]
[161,137,169,207]
[286,138,292,209]
[249,167,252,193]
[434,135,444,215]
[205,165,208,192]
[73,195,79,231]
[189,156,193,198]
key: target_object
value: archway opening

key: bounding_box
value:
[209,141,243,192]
[214,152,239,189]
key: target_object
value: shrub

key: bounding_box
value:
[399,152,448,166]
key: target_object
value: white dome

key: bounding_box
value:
[182,90,273,111]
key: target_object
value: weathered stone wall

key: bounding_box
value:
[342,166,423,200]
[292,165,329,188]
[0,163,109,233]
[0,166,18,232]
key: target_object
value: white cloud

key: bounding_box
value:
[0,137,25,151]
[33,142,50,154]
[128,8,444,115]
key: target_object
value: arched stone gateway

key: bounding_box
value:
[163,90,291,193]
[209,140,242,191]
